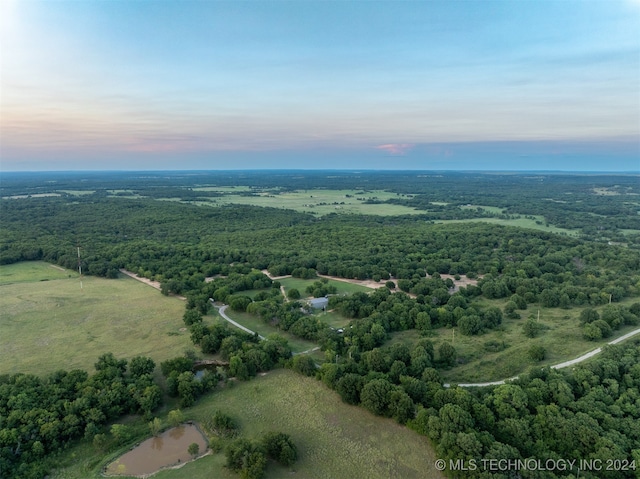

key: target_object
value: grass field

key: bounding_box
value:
[0,261,75,284]
[168,188,422,216]
[435,215,579,236]
[51,369,445,479]
[387,300,640,383]
[279,276,373,295]
[0,262,192,375]
[217,309,318,353]
[316,310,351,328]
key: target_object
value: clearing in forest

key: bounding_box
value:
[0,262,191,375]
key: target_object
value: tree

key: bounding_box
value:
[188,442,200,458]
[262,432,298,466]
[211,410,238,437]
[160,356,194,377]
[528,345,546,362]
[438,342,457,367]
[522,319,541,338]
[388,389,415,424]
[149,417,162,436]
[360,378,393,416]
[168,409,184,427]
[138,384,162,418]
[129,356,156,377]
[225,438,267,479]
[110,424,131,445]
[229,355,250,380]
[93,433,108,451]
[458,315,482,335]
[183,308,203,326]
[580,308,600,324]
[95,352,127,374]
[336,373,365,405]
[177,371,200,407]
[229,295,252,312]
[291,354,317,376]
[287,288,301,300]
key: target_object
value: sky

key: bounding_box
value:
[1,0,639,172]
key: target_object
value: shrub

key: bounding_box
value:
[522,319,541,338]
[262,432,298,466]
[528,345,546,362]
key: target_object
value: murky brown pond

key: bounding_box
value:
[106,423,208,476]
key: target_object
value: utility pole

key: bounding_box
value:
[77,246,83,289]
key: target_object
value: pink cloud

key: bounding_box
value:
[375,143,415,155]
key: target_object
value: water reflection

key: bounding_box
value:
[106,423,207,476]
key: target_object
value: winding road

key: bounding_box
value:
[214,303,320,356]
[444,327,640,388]
[215,304,265,340]
[122,270,640,386]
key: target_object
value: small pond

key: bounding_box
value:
[105,423,208,476]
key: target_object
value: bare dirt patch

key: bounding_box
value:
[437,274,481,292]
[317,274,386,290]
[119,269,186,300]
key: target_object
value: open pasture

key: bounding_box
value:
[198,188,422,216]
[0,261,76,284]
[0,263,191,375]
[279,276,373,296]
[388,301,639,383]
[435,215,579,236]
[216,309,318,353]
[50,369,444,479]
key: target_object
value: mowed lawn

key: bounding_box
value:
[279,276,373,295]
[218,309,318,353]
[0,262,191,375]
[52,369,445,479]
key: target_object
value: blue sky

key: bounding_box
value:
[1,0,638,171]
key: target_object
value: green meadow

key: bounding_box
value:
[388,301,640,383]
[0,262,191,375]
[279,276,373,295]
[191,188,422,216]
[217,309,318,353]
[51,369,445,479]
[435,215,579,236]
[0,261,75,284]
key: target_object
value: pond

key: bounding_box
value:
[105,423,208,476]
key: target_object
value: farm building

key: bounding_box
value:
[308,297,329,310]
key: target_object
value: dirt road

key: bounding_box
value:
[445,327,640,388]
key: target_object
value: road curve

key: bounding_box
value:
[216,304,265,340]
[444,327,640,388]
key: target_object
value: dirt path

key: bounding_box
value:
[216,305,265,340]
[316,274,386,289]
[119,269,187,300]
[260,268,385,290]
[444,327,640,388]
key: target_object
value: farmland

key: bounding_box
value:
[2,171,640,479]
[0,262,191,376]
[50,369,445,479]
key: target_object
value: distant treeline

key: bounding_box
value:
[1,195,639,308]
[2,171,639,244]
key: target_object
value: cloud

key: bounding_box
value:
[375,143,415,155]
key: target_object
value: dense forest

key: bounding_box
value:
[1,171,639,478]
[317,338,640,479]
[2,170,639,244]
